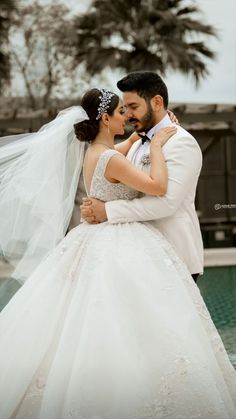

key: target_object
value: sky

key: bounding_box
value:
[165,0,236,104]
[19,0,236,104]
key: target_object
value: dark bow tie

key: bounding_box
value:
[139,134,151,144]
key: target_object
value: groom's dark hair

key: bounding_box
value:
[117,71,168,109]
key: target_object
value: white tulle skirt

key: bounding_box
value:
[0,221,236,419]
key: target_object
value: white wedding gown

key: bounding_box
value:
[0,149,236,419]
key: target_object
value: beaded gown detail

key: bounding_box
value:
[0,149,236,419]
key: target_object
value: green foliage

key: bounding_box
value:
[74,0,217,84]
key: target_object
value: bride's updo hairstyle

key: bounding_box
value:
[74,88,119,143]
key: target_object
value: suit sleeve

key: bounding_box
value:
[105,136,202,223]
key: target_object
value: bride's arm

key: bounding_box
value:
[114,132,140,156]
[106,127,177,196]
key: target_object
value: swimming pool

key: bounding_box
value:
[198,266,236,368]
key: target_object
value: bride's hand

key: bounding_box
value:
[151,126,177,148]
[167,109,179,125]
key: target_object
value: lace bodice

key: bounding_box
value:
[86,149,140,201]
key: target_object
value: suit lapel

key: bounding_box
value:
[127,128,183,169]
[127,139,143,165]
[140,142,151,173]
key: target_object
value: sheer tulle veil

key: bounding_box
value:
[0,106,89,284]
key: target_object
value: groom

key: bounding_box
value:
[81,71,204,282]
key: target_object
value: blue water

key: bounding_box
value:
[198,266,236,368]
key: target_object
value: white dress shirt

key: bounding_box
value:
[134,113,175,165]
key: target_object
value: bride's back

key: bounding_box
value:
[83,148,140,202]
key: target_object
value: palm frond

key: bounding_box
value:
[73,0,217,84]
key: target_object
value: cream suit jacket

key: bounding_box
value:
[106,125,204,274]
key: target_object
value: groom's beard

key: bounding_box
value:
[129,103,156,133]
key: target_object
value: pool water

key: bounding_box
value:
[198,266,236,368]
[0,277,20,311]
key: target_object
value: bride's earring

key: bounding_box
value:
[107,123,110,135]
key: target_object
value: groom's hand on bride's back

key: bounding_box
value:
[80,197,107,224]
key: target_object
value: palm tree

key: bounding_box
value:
[74,0,216,84]
[0,0,16,92]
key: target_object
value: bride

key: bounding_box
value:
[0,88,236,419]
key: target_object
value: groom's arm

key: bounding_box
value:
[106,136,202,223]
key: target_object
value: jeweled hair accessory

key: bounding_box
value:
[96,89,116,120]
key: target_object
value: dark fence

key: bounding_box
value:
[0,116,51,136]
[171,104,236,248]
